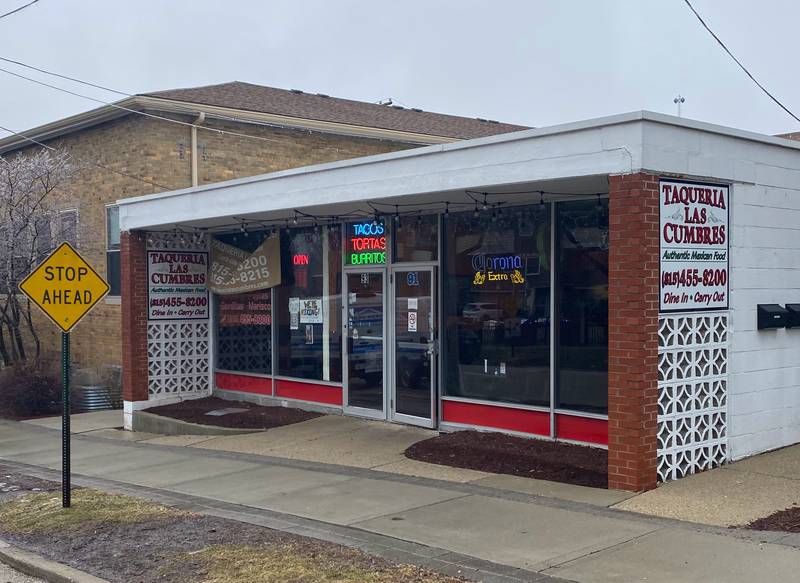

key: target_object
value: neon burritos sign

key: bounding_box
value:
[659,179,729,312]
[471,254,526,286]
[346,221,386,265]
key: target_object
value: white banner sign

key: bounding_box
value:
[299,298,323,324]
[660,179,729,312]
[148,250,209,320]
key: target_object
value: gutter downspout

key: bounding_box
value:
[191,112,206,187]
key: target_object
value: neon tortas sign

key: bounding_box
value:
[347,222,386,265]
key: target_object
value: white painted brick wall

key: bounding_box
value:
[728,183,800,460]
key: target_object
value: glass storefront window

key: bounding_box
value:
[213,231,273,374]
[277,225,342,381]
[556,199,609,414]
[216,290,272,373]
[392,213,438,262]
[443,205,552,407]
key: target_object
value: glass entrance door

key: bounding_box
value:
[344,271,386,417]
[391,268,436,427]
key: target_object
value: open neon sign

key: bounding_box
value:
[347,222,386,265]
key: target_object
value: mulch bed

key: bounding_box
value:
[0,465,460,583]
[0,464,61,502]
[746,506,800,533]
[144,396,321,430]
[405,430,608,488]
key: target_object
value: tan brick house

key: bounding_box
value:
[0,81,526,375]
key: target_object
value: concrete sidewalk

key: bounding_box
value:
[3,418,799,583]
[615,443,800,527]
[27,412,631,507]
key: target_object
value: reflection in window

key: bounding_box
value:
[212,231,275,374]
[277,226,342,381]
[443,205,551,406]
[216,290,272,374]
[393,213,438,262]
[106,206,121,296]
[556,199,609,414]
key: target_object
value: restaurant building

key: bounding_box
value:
[117,111,800,491]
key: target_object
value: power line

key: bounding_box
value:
[0,0,39,20]
[0,64,345,150]
[682,0,800,124]
[0,122,170,190]
[0,55,128,97]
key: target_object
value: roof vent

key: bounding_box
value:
[488,119,499,124]
[392,105,404,110]
[316,93,330,98]
[476,117,488,122]
[290,89,304,94]
[411,108,423,112]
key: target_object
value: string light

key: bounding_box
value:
[292,212,298,226]
[482,194,488,211]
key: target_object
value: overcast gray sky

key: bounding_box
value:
[1,0,798,137]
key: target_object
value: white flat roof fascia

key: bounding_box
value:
[641,117,800,187]
[118,110,800,231]
[119,114,646,230]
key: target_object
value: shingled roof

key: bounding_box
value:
[143,81,529,140]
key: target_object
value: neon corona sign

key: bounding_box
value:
[471,254,526,286]
[347,222,386,265]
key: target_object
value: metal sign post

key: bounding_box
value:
[61,332,70,508]
[18,242,110,509]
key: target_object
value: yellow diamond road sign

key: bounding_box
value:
[18,242,110,333]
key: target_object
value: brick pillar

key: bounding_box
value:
[607,173,660,491]
[121,231,148,426]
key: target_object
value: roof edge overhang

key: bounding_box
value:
[118,109,800,233]
[0,95,469,155]
[118,110,651,231]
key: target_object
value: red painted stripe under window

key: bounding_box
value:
[441,400,550,436]
[555,413,608,445]
[215,372,272,395]
[275,379,342,406]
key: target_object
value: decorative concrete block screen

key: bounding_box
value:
[657,313,729,482]
[146,232,211,398]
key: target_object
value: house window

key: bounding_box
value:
[58,209,78,247]
[105,206,121,296]
[34,215,52,261]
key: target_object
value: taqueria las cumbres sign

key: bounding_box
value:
[659,179,729,312]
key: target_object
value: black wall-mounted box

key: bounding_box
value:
[786,304,800,328]
[757,304,790,330]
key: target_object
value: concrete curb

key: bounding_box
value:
[132,410,261,436]
[0,540,109,583]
